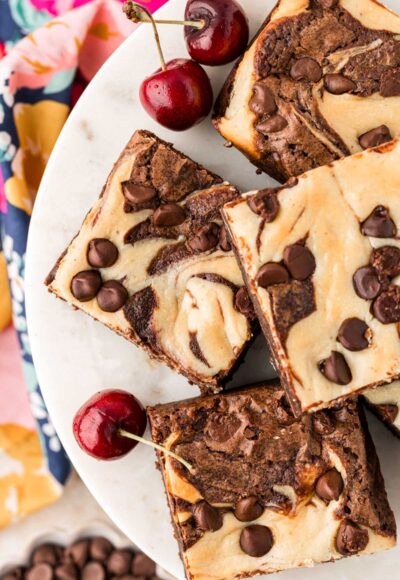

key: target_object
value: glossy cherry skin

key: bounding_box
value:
[184,0,249,66]
[73,389,147,460]
[139,58,213,131]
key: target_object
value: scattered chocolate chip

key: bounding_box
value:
[336,519,369,555]
[371,246,400,277]
[239,525,273,557]
[188,224,220,253]
[26,563,53,580]
[315,469,344,502]
[207,414,241,442]
[193,500,223,532]
[55,563,78,580]
[361,206,397,239]
[82,561,106,580]
[71,270,102,302]
[96,280,128,312]
[247,189,280,221]
[353,266,382,300]
[153,203,186,227]
[313,412,336,435]
[318,351,352,385]
[358,125,392,150]
[107,550,132,576]
[380,68,400,97]
[65,540,89,568]
[89,538,113,561]
[324,74,356,95]
[283,244,316,280]
[234,497,264,522]
[256,115,288,134]
[249,83,277,116]
[131,553,156,577]
[235,287,255,318]
[372,285,400,324]
[32,545,60,566]
[218,226,231,252]
[256,263,289,288]
[337,318,370,351]
[290,57,322,83]
[122,182,157,206]
[87,239,118,268]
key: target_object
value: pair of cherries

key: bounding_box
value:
[123,0,249,131]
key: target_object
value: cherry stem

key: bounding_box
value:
[118,428,194,472]
[123,1,204,29]
[123,2,167,70]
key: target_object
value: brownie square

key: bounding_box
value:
[213,0,400,182]
[223,139,400,415]
[46,130,255,393]
[363,382,400,438]
[148,383,396,580]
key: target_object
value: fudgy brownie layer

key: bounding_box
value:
[148,383,396,580]
[363,381,400,439]
[214,0,400,182]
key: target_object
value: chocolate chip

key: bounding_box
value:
[239,525,273,557]
[358,125,392,150]
[65,540,89,568]
[283,244,316,280]
[234,497,264,522]
[336,519,369,555]
[96,280,128,312]
[55,563,78,580]
[207,414,241,442]
[188,224,220,253]
[122,182,157,206]
[324,74,356,94]
[318,351,352,385]
[256,114,288,134]
[353,266,382,300]
[235,287,255,318]
[313,412,336,435]
[337,318,370,351]
[87,239,118,268]
[71,270,102,301]
[193,500,223,532]
[290,57,322,83]
[26,563,53,580]
[89,537,113,561]
[219,226,231,252]
[107,550,132,576]
[131,554,156,577]
[82,561,106,580]
[32,544,60,566]
[361,206,397,238]
[315,469,344,502]
[380,68,400,97]
[153,203,186,227]
[372,285,400,324]
[371,246,400,277]
[249,83,277,116]
[247,189,280,221]
[256,263,289,288]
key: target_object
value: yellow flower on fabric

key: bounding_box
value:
[0,253,11,333]
[5,100,69,215]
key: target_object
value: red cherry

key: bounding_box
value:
[73,389,146,460]
[184,0,249,66]
[139,58,213,131]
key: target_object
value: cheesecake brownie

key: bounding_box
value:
[223,139,400,415]
[213,0,400,182]
[46,130,255,393]
[363,382,400,438]
[148,383,396,580]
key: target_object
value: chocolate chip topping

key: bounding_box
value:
[218,226,231,252]
[247,189,280,221]
[26,563,53,580]
[336,519,369,556]
[81,561,105,580]
[234,497,264,522]
[122,181,157,206]
[153,203,186,227]
[87,239,118,268]
[324,74,356,95]
[107,550,132,576]
[318,351,352,385]
[207,414,241,442]
[256,263,289,288]
[337,318,370,351]
[249,83,277,116]
[234,287,255,318]
[188,224,220,253]
[55,563,78,579]
[358,126,392,150]
[256,115,288,134]
[380,68,400,97]
[65,541,89,568]
[372,285,400,324]
[131,553,156,576]
[353,266,382,300]
[290,58,322,83]
[283,244,316,281]
[315,469,344,502]
[239,525,273,557]
[32,545,60,566]
[361,206,397,239]
[193,500,223,532]
[371,246,400,278]
[71,270,102,302]
[96,280,128,312]
[89,537,113,561]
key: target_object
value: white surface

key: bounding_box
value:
[25,0,400,578]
